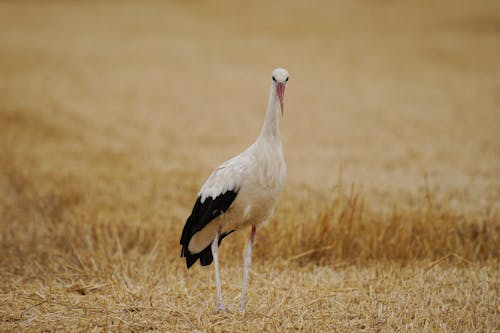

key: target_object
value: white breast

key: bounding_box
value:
[220,141,286,232]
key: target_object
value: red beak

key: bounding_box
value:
[277,82,285,115]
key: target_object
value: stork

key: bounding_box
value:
[180,68,289,313]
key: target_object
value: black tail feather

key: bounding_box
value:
[180,191,238,268]
[182,231,234,268]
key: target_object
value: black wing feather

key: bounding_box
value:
[180,190,238,268]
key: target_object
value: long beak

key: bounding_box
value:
[277,82,285,115]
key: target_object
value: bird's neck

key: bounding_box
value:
[258,84,281,143]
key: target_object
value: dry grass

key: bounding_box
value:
[1,0,499,331]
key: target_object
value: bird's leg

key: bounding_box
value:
[211,231,227,313]
[240,225,257,312]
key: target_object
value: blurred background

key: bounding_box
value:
[1,1,498,216]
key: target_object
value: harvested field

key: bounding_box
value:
[0,1,499,331]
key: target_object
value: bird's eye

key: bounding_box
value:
[272,76,276,82]
[285,77,289,82]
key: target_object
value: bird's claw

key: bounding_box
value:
[213,302,228,314]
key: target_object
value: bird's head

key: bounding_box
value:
[271,68,289,115]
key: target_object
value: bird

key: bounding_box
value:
[180,68,289,313]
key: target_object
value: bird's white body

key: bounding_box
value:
[190,135,286,253]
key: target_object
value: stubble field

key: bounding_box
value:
[0,1,499,331]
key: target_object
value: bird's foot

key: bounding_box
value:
[240,300,246,313]
[213,301,228,314]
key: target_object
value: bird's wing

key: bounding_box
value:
[198,153,250,203]
[180,151,253,268]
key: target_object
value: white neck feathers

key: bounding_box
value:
[258,84,281,142]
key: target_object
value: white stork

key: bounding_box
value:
[180,68,289,312]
